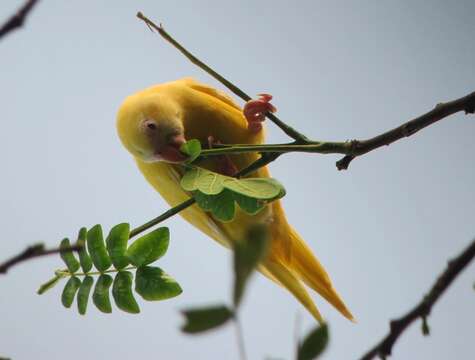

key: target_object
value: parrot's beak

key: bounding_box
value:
[154,134,188,163]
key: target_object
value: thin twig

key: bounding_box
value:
[0,243,81,275]
[359,238,475,360]
[0,0,39,40]
[136,12,309,143]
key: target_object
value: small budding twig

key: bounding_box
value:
[0,243,81,275]
[0,0,40,40]
[359,238,475,360]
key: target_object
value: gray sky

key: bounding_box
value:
[1,1,474,359]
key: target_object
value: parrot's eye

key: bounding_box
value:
[146,122,157,130]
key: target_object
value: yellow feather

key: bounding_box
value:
[117,78,354,323]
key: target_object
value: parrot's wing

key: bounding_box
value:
[179,77,243,112]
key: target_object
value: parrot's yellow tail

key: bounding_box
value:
[263,225,354,323]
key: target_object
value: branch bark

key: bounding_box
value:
[359,238,475,360]
[0,0,40,40]
[336,92,475,170]
[0,243,81,275]
[196,91,475,169]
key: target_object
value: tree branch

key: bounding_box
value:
[336,91,475,170]
[0,0,40,40]
[196,90,475,169]
[135,12,475,171]
[359,237,475,360]
[0,243,81,275]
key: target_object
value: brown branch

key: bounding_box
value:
[336,92,475,170]
[0,0,40,40]
[0,243,81,275]
[359,238,475,360]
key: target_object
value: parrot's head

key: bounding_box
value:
[116,93,187,163]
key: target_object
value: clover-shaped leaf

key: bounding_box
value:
[181,167,285,222]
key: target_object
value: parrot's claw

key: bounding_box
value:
[243,94,276,133]
[207,136,238,176]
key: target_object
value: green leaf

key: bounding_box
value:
[86,225,112,272]
[77,276,94,315]
[233,224,269,306]
[76,227,93,273]
[135,266,182,301]
[233,193,265,215]
[106,223,130,270]
[192,190,215,211]
[112,271,140,314]
[181,167,286,202]
[37,274,63,295]
[93,274,113,313]
[181,305,233,334]
[126,227,169,267]
[180,139,202,163]
[297,324,329,360]
[224,177,285,200]
[61,276,81,308]
[181,168,225,195]
[60,238,80,273]
[194,190,235,222]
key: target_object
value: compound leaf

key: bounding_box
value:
[106,223,130,270]
[61,276,81,308]
[135,266,182,301]
[60,238,80,273]
[76,227,93,273]
[86,225,112,272]
[77,276,94,315]
[127,227,169,267]
[112,271,140,314]
[92,274,113,313]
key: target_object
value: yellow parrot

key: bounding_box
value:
[116,78,354,323]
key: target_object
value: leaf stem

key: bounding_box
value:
[129,198,196,238]
[56,265,137,277]
[234,315,248,360]
[200,141,350,156]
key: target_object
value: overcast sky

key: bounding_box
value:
[1,1,474,359]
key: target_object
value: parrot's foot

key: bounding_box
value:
[208,136,238,176]
[243,94,276,133]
